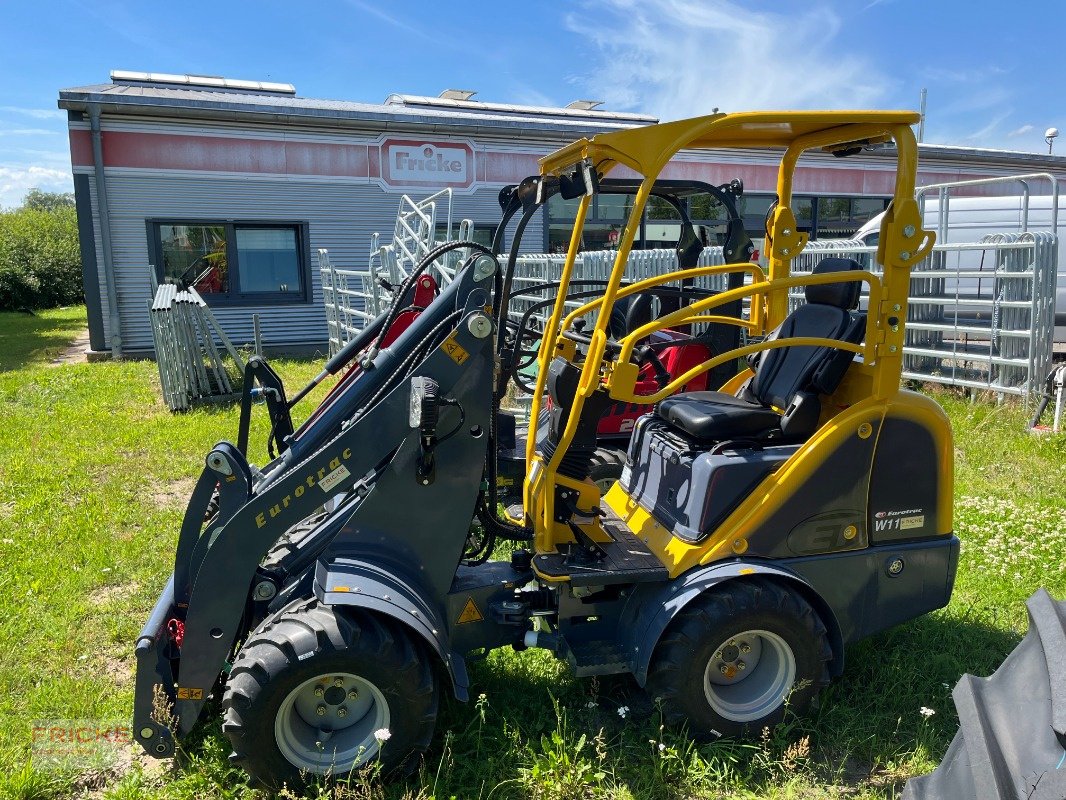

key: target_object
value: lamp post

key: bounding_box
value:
[1046,127,1059,154]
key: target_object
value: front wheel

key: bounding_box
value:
[222,600,438,789]
[646,579,831,739]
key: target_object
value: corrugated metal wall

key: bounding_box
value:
[89,173,543,353]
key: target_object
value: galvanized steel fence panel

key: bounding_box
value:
[788,235,1057,399]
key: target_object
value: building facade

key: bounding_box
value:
[59,72,1066,357]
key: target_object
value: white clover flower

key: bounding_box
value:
[658,742,666,752]
[617,705,629,718]
[919,707,935,718]
[374,727,392,742]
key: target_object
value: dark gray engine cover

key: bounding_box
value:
[621,416,798,542]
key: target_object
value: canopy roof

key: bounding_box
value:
[539,110,922,178]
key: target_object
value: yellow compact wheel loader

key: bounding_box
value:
[132,110,957,788]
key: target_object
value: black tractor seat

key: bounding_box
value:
[655,257,866,444]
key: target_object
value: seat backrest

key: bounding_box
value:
[744,257,865,412]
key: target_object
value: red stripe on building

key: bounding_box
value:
[481,151,542,183]
[69,129,371,178]
[67,128,998,195]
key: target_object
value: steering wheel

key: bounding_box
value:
[505,318,544,394]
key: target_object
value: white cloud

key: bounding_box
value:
[0,165,73,210]
[1007,124,1034,138]
[0,128,59,138]
[0,106,65,120]
[565,0,890,121]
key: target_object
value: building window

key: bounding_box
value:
[434,222,498,248]
[149,220,309,304]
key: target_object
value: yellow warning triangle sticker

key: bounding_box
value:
[456,597,483,624]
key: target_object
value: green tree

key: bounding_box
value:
[22,188,75,213]
[0,204,82,311]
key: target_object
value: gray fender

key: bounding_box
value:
[314,557,469,701]
[622,561,845,685]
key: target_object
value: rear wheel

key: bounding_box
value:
[589,447,626,495]
[647,579,831,739]
[222,600,437,789]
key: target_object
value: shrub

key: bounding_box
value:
[0,204,83,310]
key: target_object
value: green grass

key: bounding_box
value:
[0,307,1063,799]
[0,306,87,372]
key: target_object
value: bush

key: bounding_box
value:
[0,204,83,310]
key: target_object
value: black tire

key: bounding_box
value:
[222,599,438,790]
[647,578,831,739]
[589,447,626,495]
[904,588,1066,800]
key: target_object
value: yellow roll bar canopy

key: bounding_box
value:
[523,111,936,553]
[539,110,918,178]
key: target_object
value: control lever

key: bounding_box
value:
[638,346,672,390]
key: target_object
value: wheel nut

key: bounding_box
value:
[737,660,746,671]
[347,689,359,701]
[740,643,751,653]
[314,686,325,697]
[337,706,348,718]
[316,704,327,716]
[714,651,722,660]
[333,678,344,688]
[720,664,730,675]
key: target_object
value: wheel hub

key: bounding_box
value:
[703,629,796,723]
[275,672,390,775]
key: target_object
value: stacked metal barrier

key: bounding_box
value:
[789,234,1058,400]
[148,284,246,412]
[321,189,471,356]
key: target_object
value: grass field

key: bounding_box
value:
[0,307,1063,800]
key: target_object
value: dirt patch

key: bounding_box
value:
[149,477,197,510]
[48,327,90,366]
[77,744,170,798]
[89,580,139,608]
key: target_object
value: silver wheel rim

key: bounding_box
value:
[595,476,617,494]
[275,672,390,775]
[703,629,796,723]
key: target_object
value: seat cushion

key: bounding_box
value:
[655,391,781,442]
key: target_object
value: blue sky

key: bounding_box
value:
[0,0,1062,207]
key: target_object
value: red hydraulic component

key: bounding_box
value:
[308,275,441,427]
[167,618,185,649]
[380,275,437,348]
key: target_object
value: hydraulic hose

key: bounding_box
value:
[368,240,493,362]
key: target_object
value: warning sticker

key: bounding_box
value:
[456,597,483,624]
[441,332,469,365]
[176,687,204,700]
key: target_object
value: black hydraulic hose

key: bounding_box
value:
[494,207,538,359]
[370,240,493,359]
[484,206,543,543]
[352,310,464,424]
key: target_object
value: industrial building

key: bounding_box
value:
[59,71,1066,357]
